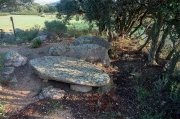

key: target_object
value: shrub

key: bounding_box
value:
[0,12,9,16]
[67,28,89,37]
[16,25,40,43]
[31,37,42,48]
[11,11,40,15]
[135,75,180,119]
[44,20,67,37]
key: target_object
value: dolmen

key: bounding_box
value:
[30,36,111,92]
[30,56,110,92]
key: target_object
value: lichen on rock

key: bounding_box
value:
[30,56,110,87]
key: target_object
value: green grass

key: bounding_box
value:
[0,15,58,32]
[0,15,93,32]
[0,102,6,118]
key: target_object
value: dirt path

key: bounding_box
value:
[0,42,74,119]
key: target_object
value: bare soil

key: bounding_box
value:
[0,40,164,119]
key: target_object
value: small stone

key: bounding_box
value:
[122,54,129,60]
[39,86,66,100]
[133,72,141,78]
[0,85,2,90]
[1,66,14,75]
[10,76,18,83]
[114,66,118,70]
[128,76,134,79]
[4,51,27,67]
[70,84,92,92]
[39,93,44,100]
[128,58,134,61]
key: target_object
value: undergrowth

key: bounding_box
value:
[0,25,39,45]
[135,74,180,119]
[31,37,42,48]
[0,102,6,118]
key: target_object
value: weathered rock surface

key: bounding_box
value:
[4,51,27,67]
[30,56,110,87]
[50,44,110,66]
[39,86,66,100]
[74,36,111,49]
[49,40,70,55]
[0,74,10,81]
[1,66,14,75]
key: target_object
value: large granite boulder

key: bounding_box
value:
[4,51,27,67]
[50,44,110,66]
[29,56,110,87]
[49,40,70,55]
[1,66,14,75]
[74,36,111,49]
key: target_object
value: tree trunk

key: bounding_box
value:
[107,31,112,42]
[148,15,163,65]
[155,26,169,63]
[166,50,180,76]
[166,49,175,60]
[129,11,148,37]
[118,30,125,49]
[138,35,151,52]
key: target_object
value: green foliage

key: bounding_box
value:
[0,102,7,118]
[0,0,33,10]
[11,11,40,15]
[135,74,180,119]
[67,28,89,37]
[170,82,180,103]
[44,20,67,37]
[16,25,39,43]
[31,37,42,48]
[82,0,113,31]
[0,12,9,16]
[56,0,80,20]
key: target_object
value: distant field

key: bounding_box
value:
[0,15,90,32]
[0,15,59,32]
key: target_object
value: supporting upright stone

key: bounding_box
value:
[70,84,92,92]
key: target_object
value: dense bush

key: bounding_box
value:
[135,74,180,119]
[31,37,42,48]
[16,26,39,43]
[0,13,10,16]
[44,20,67,37]
[11,11,40,15]
[67,28,89,37]
[0,29,5,39]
